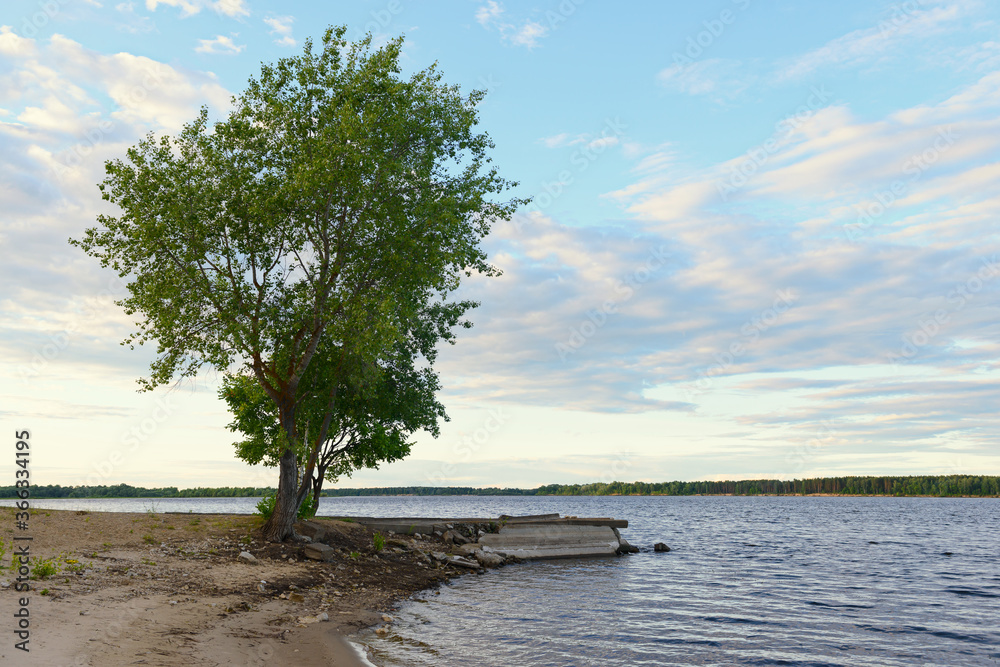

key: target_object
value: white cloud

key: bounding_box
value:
[419,66,1000,453]
[264,15,296,47]
[195,34,245,55]
[539,132,570,148]
[475,1,503,26]
[659,3,977,102]
[475,2,550,49]
[0,30,233,306]
[145,0,248,18]
[509,21,547,49]
[0,25,38,58]
[0,34,243,488]
[145,0,199,16]
[538,131,622,151]
[657,58,755,100]
[213,0,248,18]
[776,1,968,81]
[587,135,619,151]
[115,2,154,33]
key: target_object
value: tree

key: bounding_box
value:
[220,303,450,515]
[70,26,525,541]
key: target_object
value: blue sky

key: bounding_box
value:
[3,0,1000,489]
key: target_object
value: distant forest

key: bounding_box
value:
[0,484,273,499]
[1,476,998,499]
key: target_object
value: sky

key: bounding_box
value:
[3,0,1000,490]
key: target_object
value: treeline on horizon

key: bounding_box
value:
[0,484,274,499]
[1,475,998,499]
[533,475,1000,497]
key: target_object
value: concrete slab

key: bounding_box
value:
[478,524,620,560]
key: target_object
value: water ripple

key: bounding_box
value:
[343,496,1000,667]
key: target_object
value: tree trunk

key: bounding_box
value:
[261,401,300,542]
[261,447,300,541]
[308,463,329,517]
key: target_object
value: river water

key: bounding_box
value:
[6,495,999,666]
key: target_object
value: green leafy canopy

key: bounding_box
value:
[71,26,525,396]
[69,26,526,540]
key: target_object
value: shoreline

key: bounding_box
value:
[0,508,478,666]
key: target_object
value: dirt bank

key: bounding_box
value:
[0,508,466,666]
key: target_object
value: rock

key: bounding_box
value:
[654,542,671,552]
[303,543,337,562]
[474,551,505,568]
[446,556,480,570]
[456,543,483,557]
[430,551,448,563]
[318,612,329,622]
[288,592,305,603]
[617,539,640,555]
[0,580,9,589]
[237,551,258,564]
[381,614,393,622]
[441,529,469,545]
[295,520,328,543]
[375,625,390,635]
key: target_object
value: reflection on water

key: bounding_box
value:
[7,495,999,666]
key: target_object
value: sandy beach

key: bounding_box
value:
[0,507,459,666]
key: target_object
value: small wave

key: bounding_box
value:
[649,636,722,647]
[738,658,844,667]
[945,587,1000,598]
[928,629,995,644]
[807,601,874,609]
[857,623,996,645]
